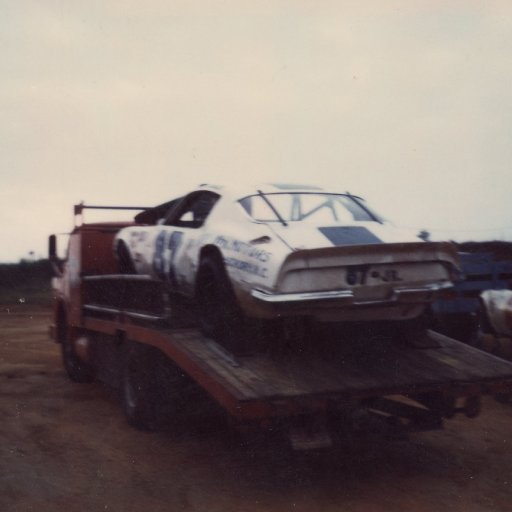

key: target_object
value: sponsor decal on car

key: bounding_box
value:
[214,235,271,263]
[224,257,268,278]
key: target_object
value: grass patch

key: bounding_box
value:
[0,260,53,306]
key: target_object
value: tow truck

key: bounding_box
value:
[48,204,512,450]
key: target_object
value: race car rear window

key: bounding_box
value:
[239,193,379,224]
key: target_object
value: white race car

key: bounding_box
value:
[114,183,459,347]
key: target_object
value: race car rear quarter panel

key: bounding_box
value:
[215,231,288,290]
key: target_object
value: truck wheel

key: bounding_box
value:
[117,242,136,274]
[122,343,160,430]
[196,255,251,355]
[122,342,202,430]
[58,313,94,383]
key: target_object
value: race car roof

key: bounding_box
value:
[198,182,334,198]
[133,182,361,224]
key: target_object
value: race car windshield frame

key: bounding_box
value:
[239,192,382,224]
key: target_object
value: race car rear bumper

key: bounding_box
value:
[250,282,453,306]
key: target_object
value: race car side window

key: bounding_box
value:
[164,191,220,228]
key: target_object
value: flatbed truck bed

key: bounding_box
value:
[49,211,512,449]
[79,309,512,439]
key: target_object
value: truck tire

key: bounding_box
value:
[196,255,251,355]
[58,312,94,383]
[122,342,161,430]
[122,342,206,430]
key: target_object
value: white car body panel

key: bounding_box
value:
[480,289,512,337]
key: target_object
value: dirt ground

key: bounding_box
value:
[1,305,512,512]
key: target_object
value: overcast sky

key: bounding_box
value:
[1,1,511,262]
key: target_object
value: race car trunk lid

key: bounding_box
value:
[267,221,427,250]
[264,241,460,305]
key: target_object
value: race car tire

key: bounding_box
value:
[196,255,251,355]
[117,242,136,274]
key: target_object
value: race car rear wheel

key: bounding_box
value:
[196,255,251,355]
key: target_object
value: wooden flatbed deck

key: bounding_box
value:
[83,315,512,421]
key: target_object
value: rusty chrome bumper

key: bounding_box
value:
[250,282,453,306]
